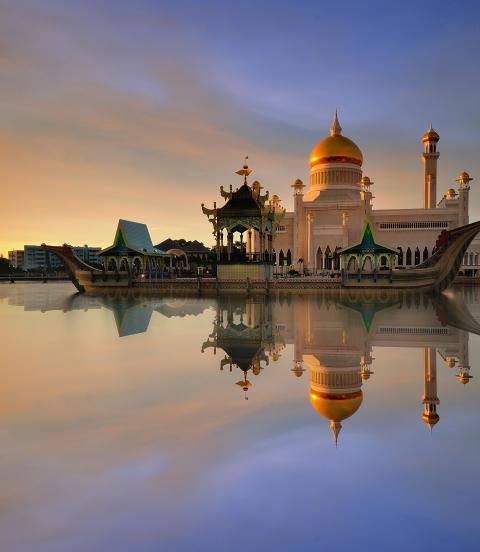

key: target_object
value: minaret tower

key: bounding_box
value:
[456,171,473,226]
[422,125,440,209]
[291,179,305,268]
[422,347,440,431]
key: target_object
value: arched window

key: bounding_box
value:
[279,249,285,265]
[406,247,412,265]
[316,247,323,271]
[120,258,129,271]
[423,247,429,262]
[380,255,387,267]
[414,247,421,265]
[333,247,341,270]
[397,247,403,265]
[470,253,475,266]
[347,256,358,272]
[286,249,292,266]
[325,246,332,270]
[107,258,117,271]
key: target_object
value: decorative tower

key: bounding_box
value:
[422,347,440,431]
[291,179,305,268]
[422,125,440,209]
[456,171,473,226]
[360,175,373,217]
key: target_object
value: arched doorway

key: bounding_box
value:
[120,258,129,272]
[316,247,323,271]
[325,246,332,270]
[107,258,117,271]
[406,247,412,266]
[362,256,374,272]
[347,256,358,272]
[423,247,429,262]
[133,257,142,274]
[414,247,421,265]
[286,249,292,266]
[397,247,403,265]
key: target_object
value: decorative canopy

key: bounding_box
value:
[99,219,164,257]
[338,221,398,257]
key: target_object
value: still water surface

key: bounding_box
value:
[1,284,480,552]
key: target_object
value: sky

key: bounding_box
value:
[1,0,480,255]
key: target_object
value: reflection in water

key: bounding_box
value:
[200,290,479,444]
[1,284,480,551]
[2,286,479,437]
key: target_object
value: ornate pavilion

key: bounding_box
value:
[202,160,285,280]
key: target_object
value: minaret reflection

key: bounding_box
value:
[202,290,478,442]
[201,297,284,399]
[422,348,440,431]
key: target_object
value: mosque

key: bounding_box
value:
[271,112,479,274]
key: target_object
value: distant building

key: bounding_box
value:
[8,250,24,269]
[155,239,211,272]
[155,238,210,259]
[9,245,102,271]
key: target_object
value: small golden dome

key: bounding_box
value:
[446,357,456,368]
[422,124,440,143]
[457,171,472,181]
[309,389,363,422]
[446,188,457,199]
[422,412,440,426]
[310,134,363,167]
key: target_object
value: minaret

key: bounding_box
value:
[422,125,440,208]
[456,171,473,226]
[422,347,440,431]
[291,179,305,268]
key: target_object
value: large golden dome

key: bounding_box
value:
[309,389,363,422]
[309,112,363,167]
[309,135,363,167]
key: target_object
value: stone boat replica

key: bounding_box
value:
[42,218,480,294]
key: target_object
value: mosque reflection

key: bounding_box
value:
[3,284,479,444]
[201,290,479,444]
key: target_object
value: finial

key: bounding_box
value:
[330,420,342,447]
[235,156,252,184]
[330,109,342,136]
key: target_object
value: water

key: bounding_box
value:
[1,283,480,552]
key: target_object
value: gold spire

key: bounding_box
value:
[235,156,252,184]
[330,420,342,447]
[330,109,342,136]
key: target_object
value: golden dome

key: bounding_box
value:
[456,171,472,183]
[422,412,440,426]
[309,111,363,168]
[446,357,456,368]
[310,135,363,167]
[446,188,456,198]
[422,124,440,143]
[309,389,363,422]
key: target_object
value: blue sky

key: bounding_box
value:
[1,0,479,252]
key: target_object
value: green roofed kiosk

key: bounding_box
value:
[339,221,398,284]
[98,219,166,274]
